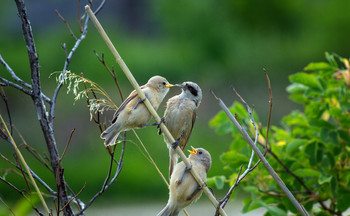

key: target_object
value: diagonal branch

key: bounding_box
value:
[50,0,106,122]
[210,90,309,216]
[0,55,52,104]
[85,5,227,215]
[75,134,126,216]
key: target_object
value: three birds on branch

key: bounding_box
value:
[100,76,211,216]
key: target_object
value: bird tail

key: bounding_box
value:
[100,124,120,146]
[157,204,180,216]
[169,148,178,180]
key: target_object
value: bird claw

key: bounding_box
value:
[176,165,192,185]
[132,97,146,110]
[172,140,180,149]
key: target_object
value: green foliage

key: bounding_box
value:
[209,53,350,215]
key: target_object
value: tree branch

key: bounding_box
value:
[75,134,126,216]
[14,0,72,214]
[210,89,309,216]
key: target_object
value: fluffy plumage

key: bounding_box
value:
[160,82,202,178]
[101,76,172,146]
[157,148,211,216]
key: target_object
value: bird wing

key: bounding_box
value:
[111,85,145,124]
[180,109,196,150]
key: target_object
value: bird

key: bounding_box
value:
[159,81,202,178]
[101,76,173,146]
[157,147,212,216]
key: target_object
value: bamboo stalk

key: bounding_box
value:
[0,114,51,215]
[84,5,227,216]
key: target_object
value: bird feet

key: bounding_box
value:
[143,117,166,127]
[176,165,192,185]
[172,140,180,149]
[132,97,146,110]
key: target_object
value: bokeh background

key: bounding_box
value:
[1,0,350,215]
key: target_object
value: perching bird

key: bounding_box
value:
[157,147,212,216]
[101,76,173,146]
[159,82,202,178]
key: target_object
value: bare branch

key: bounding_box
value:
[0,87,12,135]
[0,55,52,104]
[264,69,273,152]
[215,165,244,216]
[55,10,78,40]
[0,174,44,216]
[50,0,106,122]
[0,54,32,89]
[75,134,126,216]
[0,197,16,216]
[210,89,309,216]
[94,50,124,101]
[0,77,33,96]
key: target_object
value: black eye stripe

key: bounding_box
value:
[187,85,198,96]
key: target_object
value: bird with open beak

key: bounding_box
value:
[159,81,202,179]
[101,76,173,146]
[157,147,211,216]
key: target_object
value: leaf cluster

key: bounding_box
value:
[209,53,350,215]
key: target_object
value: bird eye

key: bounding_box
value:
[162,82,166,85]
[198,151,202,155]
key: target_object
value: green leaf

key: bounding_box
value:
[242,197,262,213]
[286,83,308,94]
[294,168,321,178]
[286,139,307,154]
[305,102,326,119]
[338,129,350,144]
[305,141,318,166]
[289,93,308,104]
[220,150,249,165]
[325,52,338,68]
[258,201,287,216]
[289,72,322,90]
[214,175,226,190]
[337,192,350,212]
[318,175,332,185]
[304,62,333,72]
[206,176,216,188]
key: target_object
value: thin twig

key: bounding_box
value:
[75,134,126,216]
[60,183,86,212]
[55,10,77,40]
[0,87,12,135]
[94,50,124,101]
[0,114,50,215]
[264,69,272,152]
[14,125,53,172]
[0,55,51,103]
[215,165,244,216]
[13,152,32,193]
[0,153,56,195]
[51,0,106,121]
[0,197,16,216]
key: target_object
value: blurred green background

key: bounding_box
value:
[1,0,349,214]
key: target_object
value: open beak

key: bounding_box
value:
[165,84,173,88]
[188,146,197,155]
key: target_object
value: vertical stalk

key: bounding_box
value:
[84,5,227,216]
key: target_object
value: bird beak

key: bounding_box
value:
[188,146,197,155]
[165,84,173,88]
[175,84,185,88]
